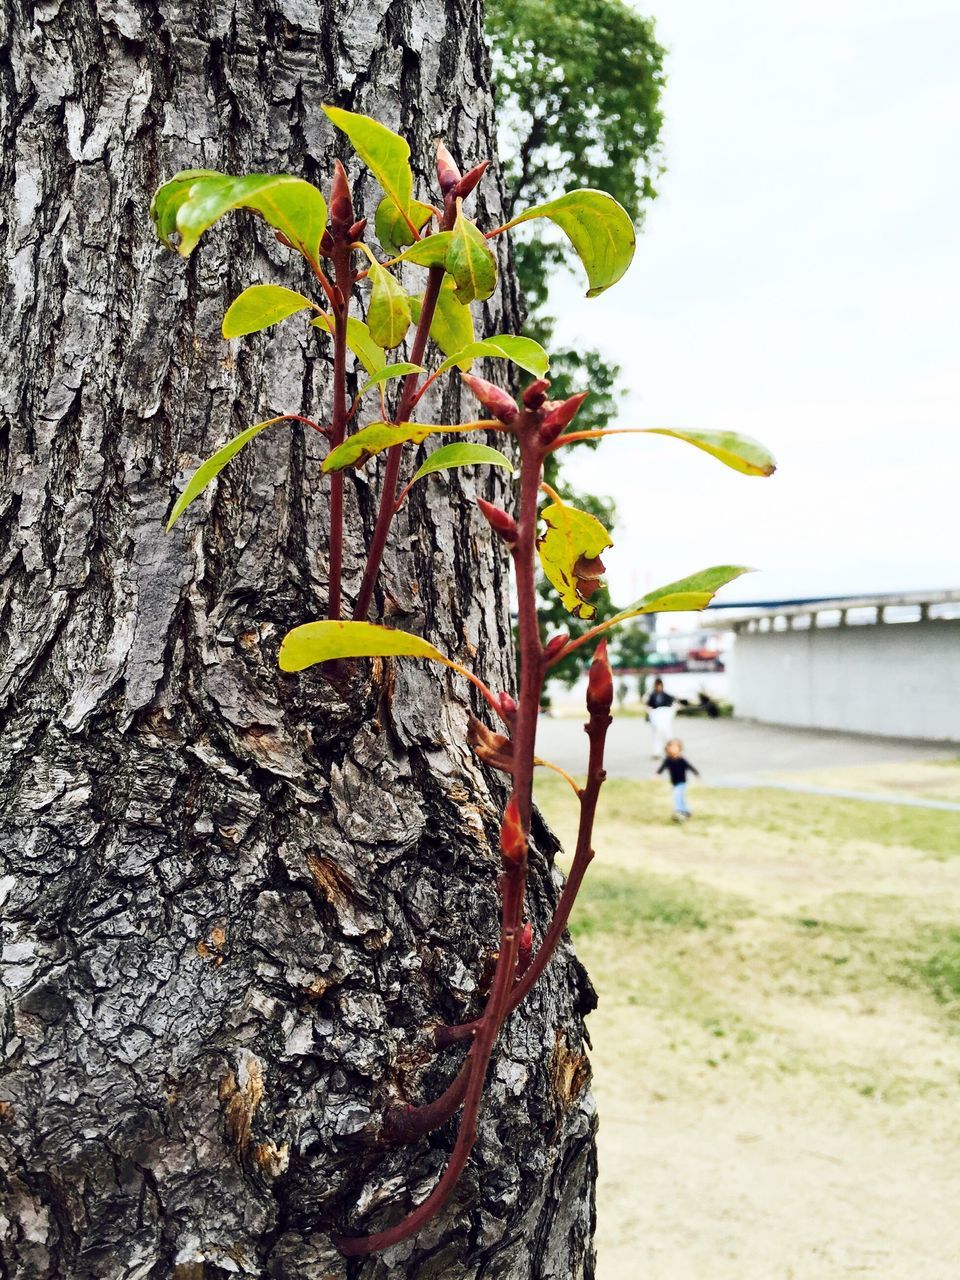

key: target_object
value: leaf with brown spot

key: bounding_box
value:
[537,495,613,619]
[467,717,514,773]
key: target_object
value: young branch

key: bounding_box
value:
[326,244,352,621]
[334,412,547,1254]
[352,194,461,622]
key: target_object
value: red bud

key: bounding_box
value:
[499,797,526,864]
[539,391,589,445]
[436,140,462,196]
[320,228,334,256]
[329,160,354,239]
[455,160,489,200]
[347,218,367,242]
[517,920,534,977]
[460,373,518,425]
[476,497,519,545]
[587,638,614,716]
[498,690,518,717]
[543,633,569,661]
[522,378,550,410]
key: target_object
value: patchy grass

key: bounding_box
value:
[910,930,960,1009]
[535,771,960,1278]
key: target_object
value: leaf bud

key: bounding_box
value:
[320,228,334,256]
[517,919,534,977]
[539,391,589,445]
[586,638,614,716]
[455,160,489,200]
[522,378,550,410]
[436,140,462,196]
[460,372,519,425]
[347,218,367,242]
[543,633,569,662]
[498,690,518,718]
[476,497,519,545]
[329,160,354,239]
[499,797,527,865]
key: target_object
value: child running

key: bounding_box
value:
[657,738,699,822]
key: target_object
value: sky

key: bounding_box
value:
[546,0,960,608]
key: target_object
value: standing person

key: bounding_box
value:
[645,676,678,757]
[657,739,700,822]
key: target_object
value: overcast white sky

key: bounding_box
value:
[545,0,959,608]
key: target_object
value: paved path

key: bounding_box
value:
[537,715,959,810]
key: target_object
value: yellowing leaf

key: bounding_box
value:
[367,261,412,349]
[447,205,497,303]
[323,106,413,222]
[166,417,286,531]
[280,620,451,672]
[644,429,777,477]
[500,188,635,297]
[432,334,549,379]
[410,442,513,486]
[312,315,387,375]
[322,422,438,472]
[151,171,327,262]
[375,196,434,256]
[537,496,613,620]
[222,285,317,338]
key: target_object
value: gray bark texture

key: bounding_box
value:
[0,1,598,1277]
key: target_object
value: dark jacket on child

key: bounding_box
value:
[657,755,699,785]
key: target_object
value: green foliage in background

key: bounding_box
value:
[488,0,666,680]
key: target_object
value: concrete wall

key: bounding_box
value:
[730,619,960,741]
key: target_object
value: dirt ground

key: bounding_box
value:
[535,762,960,1279]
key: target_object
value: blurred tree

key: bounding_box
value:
[488,0,666,680]
[610,622,651,673]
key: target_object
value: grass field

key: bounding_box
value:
[535,767,960,1279]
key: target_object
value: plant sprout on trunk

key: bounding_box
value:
[150,104,776,1253]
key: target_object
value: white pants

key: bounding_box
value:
[648,705,677,755]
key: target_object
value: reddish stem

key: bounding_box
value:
[326,244,352,621]
[352,196,459,623]
[334,413,546,1255]
[438,704,611,1050]
[350,264,446,621]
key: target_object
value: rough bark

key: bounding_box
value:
[0,3,597,1278]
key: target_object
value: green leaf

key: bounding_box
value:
[279,620,454,673]
[356,362,424,400]
[410,442,514,486]
[166,417,285,531]
[500,188,635,297]
[323,106,413,222]
[222,285,318,338]
[432,334,549,379]
[601,566,753,632]
[322,421,438,472]
[367,261,412,349]
[644,429,777,477]
[376,197,435,256]
[311,315,387,375]
[411,276,475,361]
[447,206,498,303]
[537,495,614,620]
[151,171,327,261]
[390,232,453,268]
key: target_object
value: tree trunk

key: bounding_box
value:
[0,2,597,1277]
